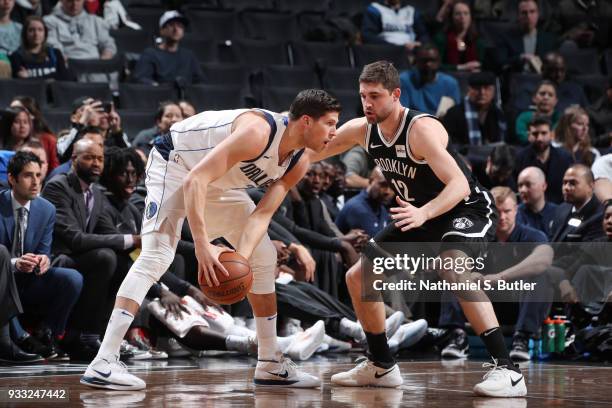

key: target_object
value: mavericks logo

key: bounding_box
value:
[146,202,158,219]
[452,217,473,230]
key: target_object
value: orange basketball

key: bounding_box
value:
[199,252,253,305]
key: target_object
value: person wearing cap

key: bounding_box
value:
[442,71,507,146]
[43,0,116,64]
[132,10,204,87]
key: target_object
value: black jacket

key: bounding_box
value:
[550,196,605,243]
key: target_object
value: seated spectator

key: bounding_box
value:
[587,77,612,148]
[495,0,556,73]
[132,10,204,86]
[515,80,560,144]
[541,52,589,112]
[434,0,484,73]
[592,154,612,202]
[42,139,141,360]
[2,152,82,361]
[10,0,52,25]
[551,0,612,49]
[0,0,22,55]
[18,139,48,181]
[517,166,558,238]
[133,101,183,155]
[98,102,130,149]
[341,146,373,190]
[48,126,104,182]
[472,144,517,191]
[10,96,59,170]
[335,167,393,237]
[550,164,605,242]
[439,186,553,361]
[326,161,347,211]
[0,107,35,151]
[362,0,429,50]
[9,16,74,81]
[319,161,340,221]
[399,44,461,115]
[178,99,196,119]
[515,117,574,204]
[43,0,116,81]
[555,106,600,166]
[0,243,44,363]
[443,71,506,146]
[56,97,108,163]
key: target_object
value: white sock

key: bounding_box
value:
[225,335,249,353]
[277,335,294,353]
[96,309,134,360]
[339,318,365,341]
[255,314,279,361]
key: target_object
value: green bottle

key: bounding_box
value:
[554,317,566,353]
[542,317,555,353]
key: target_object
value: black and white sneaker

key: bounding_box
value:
[254,353,320,388]
[509,332,530,361]
[473,358,527,397]
[441,328,469,359]
[331,357,403,388]
[81,355,146,390]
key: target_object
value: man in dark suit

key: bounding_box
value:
[514,117,574,204]
[495,0,557,73]
[550,164,605,243]
[42,139,141,361]
[1,152,83,361]
[0,243,43,363]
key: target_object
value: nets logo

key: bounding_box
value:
[452,217,473,230]
[146,202,158,219]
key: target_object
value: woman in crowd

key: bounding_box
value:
[132,101,183,155]
[434,0,484,72]
[0,107,36,151]
[515,80,560,144]
[9,16,73,81]
[556,106,600,166]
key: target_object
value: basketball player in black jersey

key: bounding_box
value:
[309,61,526,397]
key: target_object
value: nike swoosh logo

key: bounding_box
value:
[93,369,111,378]
[370,144,383,149]
[374,368,395,379]
[268,370,289,379]
[464,199,478,205]
[263,155,272,159]
[511,375,524,387]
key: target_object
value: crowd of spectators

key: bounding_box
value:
[0,0,611,365]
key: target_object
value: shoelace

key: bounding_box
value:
[353,356,373,371]
[280,355,298,373]
[481,358,508,381]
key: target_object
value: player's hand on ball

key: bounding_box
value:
[196,243,233,287]
[390,196,428,231]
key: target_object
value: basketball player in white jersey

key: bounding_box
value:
[309,61,527,397]
[81,90,342,390]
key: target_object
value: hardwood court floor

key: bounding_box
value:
[0,354,609,407]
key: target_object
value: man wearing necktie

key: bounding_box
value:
[0,152,83,361]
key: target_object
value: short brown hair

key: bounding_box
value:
[490,186,517,205]
[289,89,342,120]
[359,60,400,93]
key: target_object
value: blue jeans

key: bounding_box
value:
[14,267,83,335]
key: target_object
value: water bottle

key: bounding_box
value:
[542,317,556,353]
[554,316,566,353]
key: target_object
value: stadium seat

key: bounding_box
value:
[0,79,48,109]
[321,67,361,90]
[239,11,298,41]
[126,6,164,35]
[110,29,153,56]
[352,44,409,70]
[218,0,274,11]
[49,81,112,108]
[277,0,328,14]
[291,41,351,68]
[327,89,362,123]
[261,65,319,88]
[201,63,249,87]
[184,84,245,111]
[561,48,601,76]
[67,55,125,79]
[260,86,302,112]
[41,109,71,134]
[329,0,369,18]
[118,84,177,110]
[506,72,541,113]
[574,74,609,104]
[189,10,239,41]
[227,39,290,66]
[117,110,155,141]
[180,36,219,63]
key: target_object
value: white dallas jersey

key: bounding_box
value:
[169,109,303,191]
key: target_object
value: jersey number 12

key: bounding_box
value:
[390,179,414,202]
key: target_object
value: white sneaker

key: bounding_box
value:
[254,353,320,388]
[331,357,403,388]
[286,321,326,361]
[473,359,527,397]
[322,335,352,353]
[81,355,146,390]
[388,319,428,353]
[385,311,405,338]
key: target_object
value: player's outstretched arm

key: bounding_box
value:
[391,117,471,231]
[307,117,367,163]
[183,113,270,286]
[237,154,310,261]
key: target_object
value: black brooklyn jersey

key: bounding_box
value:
[364,108,490,211]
